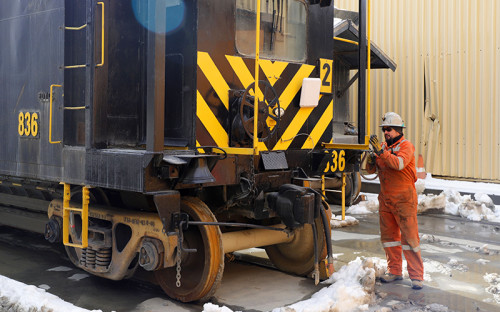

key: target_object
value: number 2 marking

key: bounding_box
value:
[319,58,333,94]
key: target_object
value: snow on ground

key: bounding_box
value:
[205,257,386,312]
[0,275,102,312]
[349,174,500,223]
[330,214,359,228]
[203,256,462,312]
[483,273,500,304]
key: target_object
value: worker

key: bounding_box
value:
[366,112,424,290]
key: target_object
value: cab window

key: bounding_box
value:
[236,0,307,62]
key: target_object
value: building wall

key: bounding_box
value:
[337,0,500,182]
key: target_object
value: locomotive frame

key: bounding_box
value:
[0,0,395,302]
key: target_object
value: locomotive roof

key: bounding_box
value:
[333,18,397,71]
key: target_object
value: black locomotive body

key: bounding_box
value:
[0,0,387,302]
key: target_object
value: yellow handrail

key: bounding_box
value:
[64,106,86,110]
[49,84,62,144]
[341,173,346,220]
[62,183,89,249]
[366,0,371,145]
[253,0,261,155]
[96,2,105,67]
[333,37,358,46]
[65,24,87,30]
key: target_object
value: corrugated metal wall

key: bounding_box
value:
[336,0,500,182]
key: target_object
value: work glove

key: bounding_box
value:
[367,152,376,165]
[369,135,383,156]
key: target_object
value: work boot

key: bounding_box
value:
[411,279,423,290]
[380,273,403,283]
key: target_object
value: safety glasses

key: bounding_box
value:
[382,127,393,133]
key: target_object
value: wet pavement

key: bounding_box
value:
[1,206,500,312]
[330,208,500,311]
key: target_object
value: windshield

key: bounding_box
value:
[236,0,307,62]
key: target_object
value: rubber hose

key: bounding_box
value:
[311,222,319,267]
[320,205,333,260]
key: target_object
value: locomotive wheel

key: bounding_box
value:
[155,197,224,302]
[264,204,332,276]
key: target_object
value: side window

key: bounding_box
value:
[236,0,307,62]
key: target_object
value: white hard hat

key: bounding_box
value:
[380,112,405,128]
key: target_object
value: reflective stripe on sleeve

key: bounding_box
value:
[397,157,404,170]
[383,241,401,248]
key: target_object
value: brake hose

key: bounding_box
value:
[320,203,334,276]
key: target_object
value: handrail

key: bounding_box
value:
[253,0,261,155]
[49,84,62,144]
[65,24,87,30]
[96,2,105,67]
[333,37,359,46]
[366,0,371,145]
[62,183,89,249]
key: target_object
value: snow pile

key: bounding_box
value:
[421,259,451,281]
[347,193,379,215]
[330,214,359,228]
[446,258,468,272]
[270,257,381,312]
[418,190,500,222]
[203,303,234,312]
[483,273,500,304]
[350,178,500,223]
[203,257,386,312]
[0,275,102,312]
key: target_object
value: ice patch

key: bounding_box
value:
[425,303,449,312]
[476,259,490,265]
[47,266,73,272]
[420,244,462,254]
[331,231,380,241]
[68,273,90,281]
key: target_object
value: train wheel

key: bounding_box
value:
[264,203,332,276]
[155,197,224,302]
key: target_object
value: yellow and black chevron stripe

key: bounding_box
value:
[196,51,333,151]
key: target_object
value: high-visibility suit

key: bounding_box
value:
[367,135,424,281]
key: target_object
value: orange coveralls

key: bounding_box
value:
[368,136,424,280]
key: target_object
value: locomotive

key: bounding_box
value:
[0,0,394,302]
